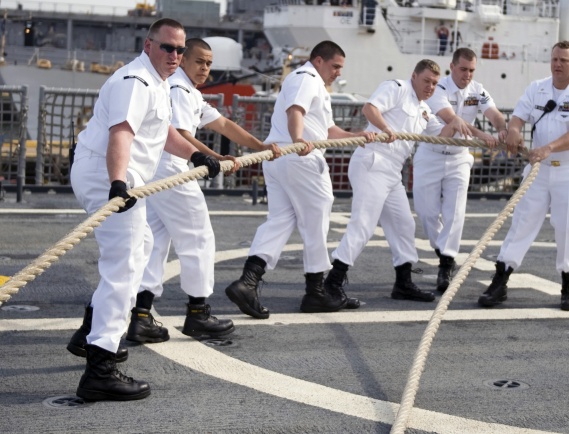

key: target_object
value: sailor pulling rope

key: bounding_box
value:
[0,132,533,434]
[0,131,527,306]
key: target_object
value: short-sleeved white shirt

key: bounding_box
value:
[264,61,334,149]
[428,75,496,124]
[513,76,569,161]
[77,52,172,182]
[167,67,222,164]
[421,75,496,154]
[366,79,444,165]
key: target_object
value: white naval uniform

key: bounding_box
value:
[332,79,444,267]
[140,68,221,298]
[413,76,495,258]
[497,77,569,273]
[248,61,334,273]
[70,52,171,352]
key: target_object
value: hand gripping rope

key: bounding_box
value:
[0,133,538,434]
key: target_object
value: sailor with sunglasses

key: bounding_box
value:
[68,19,220,402]
[129,38,281,342]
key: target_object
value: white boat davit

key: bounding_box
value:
[263,0,568,109]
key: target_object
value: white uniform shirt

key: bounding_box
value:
[423,75,496,154]
[429,75,495,124]
[264,61,334,148]
[167,67,222,164]
[366,79,444,165]
[514,76,569,161]
[77,52,172,182]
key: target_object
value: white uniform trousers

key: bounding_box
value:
[140,156,215,298]
[332,146,418,267]
[412,146,473,258]
[249,152,334,273]
[498,162,569,273]
[70,151,152,353]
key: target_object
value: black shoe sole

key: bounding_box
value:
[182,325,236,338]
[344,298,361,309]
[225,285,269,319]
[67,342,87,358]
[437,282,450,293]
[478,295,507,307]
[77,388,151,401]
[391,292,435,302]
[300,298,348,313]
[125,334,170,344]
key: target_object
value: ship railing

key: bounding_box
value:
[360,6,378,27]
[501,0,558,18]
[5,45,138,72]
[35,86,99,187]
[196,94,225,189]
[229,96,277,191]
[397,36,551,62]
[268,0,315,6]
[473,0,558,18]
[0,0,130,17]
[0,85,534,200]
[230,94,531,196]
[30,86,225,190]
[0,86,28,202]
[265,0,305,10]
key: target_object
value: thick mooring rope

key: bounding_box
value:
[0,132,527,309]
[0,131,537,431]
[390,162,540,434]
[0,136,350,304]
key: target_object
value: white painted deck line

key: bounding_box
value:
[146,315,553,434]
[3,308,567,333]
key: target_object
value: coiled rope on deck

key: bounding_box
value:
[0,132,526,308]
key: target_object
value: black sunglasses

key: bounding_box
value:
[149,38,187,55]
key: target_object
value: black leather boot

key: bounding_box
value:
[67,305,128,363]
[478,261,513,307]
[561,272,569,311]
[76,344,150,401]
[225,257,270,319]
[126,307,170,343]
[182,304,235,338]
[300,272,347,313]
[436,250,456,293]
[324,260,360,309]
[391,263,435,302]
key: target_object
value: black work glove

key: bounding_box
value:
[190,152,220,179]
[108,180,137,213]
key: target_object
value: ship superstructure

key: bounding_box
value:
[263,0,567,108]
